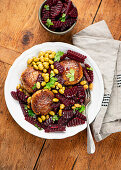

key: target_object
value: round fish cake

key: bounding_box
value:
[31,89,54,115]
[21,67,41,93]
[60,59,83,85]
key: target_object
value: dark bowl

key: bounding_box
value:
[38,0,78,35]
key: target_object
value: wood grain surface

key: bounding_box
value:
[0,0,121,170]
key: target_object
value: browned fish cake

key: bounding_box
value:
[21,67,41,93]
[31,89,54,115]
[60,59,83,85]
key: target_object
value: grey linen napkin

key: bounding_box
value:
[73,20,121,142]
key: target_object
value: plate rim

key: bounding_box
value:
[4,42,104,139]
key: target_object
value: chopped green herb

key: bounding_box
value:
[24,105,28,110]
[54,51,64,62]
[44,77,57,90]
[35,124,38,127]
[87,67,93,71]
[28,110,36,118]
[44,5,49,10]
[74,105,85,113]
[32,83,36,90]
[66,69,75,81]
[35,124,42,130]
[52,115,59,121]
[46,19,54,28]
[59,13,66,22]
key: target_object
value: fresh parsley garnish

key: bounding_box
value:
[87,67,93,71]
[54,51,64,62]
[35,124,42,130]
[74,105,85,113]
[52,115,59,121]
[46,19,54,28]
[28,110,36,118]
[44,5,49,10]
[24,105,36,118]
[66,69,75,81]
[44,77,57,89]
[24,105,28,110]
[32,83,36,90]
[59,13,66,22]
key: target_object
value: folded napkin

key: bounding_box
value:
[73,20,121,142]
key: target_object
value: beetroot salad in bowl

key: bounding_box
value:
[4,42,104,139]
[39,0,78,34]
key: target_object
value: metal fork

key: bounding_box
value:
[85,88,95,154]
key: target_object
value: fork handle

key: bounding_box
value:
[87,123,95,154]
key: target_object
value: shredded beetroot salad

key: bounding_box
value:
[41,0,78,32]
[11,50,94,132]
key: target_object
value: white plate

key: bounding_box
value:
[4,42,104,139]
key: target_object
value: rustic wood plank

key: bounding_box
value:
[74,133,121,170]
[0,61,45,170]
[34,130,88,170]
[0,0,102,53]
[94,0,121,40]
[0,46,21,65]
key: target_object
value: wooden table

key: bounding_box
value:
[0,0,121,169]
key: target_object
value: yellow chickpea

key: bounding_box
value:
[38,51,45,57]
[55,82,58,86]
[51,85,55,88]
[41,115,46,121]
[36,61,42,65]
[49,111,55,116]
[41,81,46,86]
[43,69,47,73]
[80,81,87,86]
[52,90,58,93]
[38,63,44,71]
[42,73,45,77]
[49,60,54,65]
[74,104,81,108]
[52,51,56,56]
[57,83,62,89]
[43,62,49,69]
[59,109,62,116]
[72,106,76,109]
[59,89,64,94]
[89,83,93,90]
[53,98,59,102]
[38,117,42,123]
[46,50,52,54]
[40,56,45,62]
[54,69,59,74]
[45,53,49,58]
[84,84,88,90]
[46,115,49,120]
[32,61,36,65]
[62,86,65,91]
[45,73,49,77]
[60,104,65,110]
[44,57,49,62]
[27,97,32,104]
[51,65,54,70]
[36,82,41,89]
[27,58,33,65]
[49,54,54,59]
[33,65,38,70]
[34,58,40,62]
[44,76,49,82]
